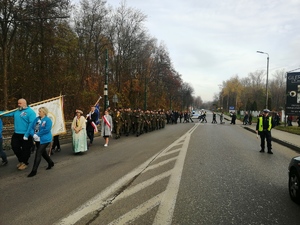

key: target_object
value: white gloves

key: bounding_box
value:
[23,136,28,140]
[33,134,40,142]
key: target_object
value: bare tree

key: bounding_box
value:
[269,69,286,110]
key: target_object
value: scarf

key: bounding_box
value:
[102,115,111,128]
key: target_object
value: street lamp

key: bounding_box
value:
[256,51,269,109]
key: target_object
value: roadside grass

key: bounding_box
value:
[274,125,300,135]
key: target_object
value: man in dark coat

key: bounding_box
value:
[86,106,98,146]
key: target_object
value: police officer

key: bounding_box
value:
[256,109,274,154]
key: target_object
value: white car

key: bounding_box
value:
[191,111,200,118]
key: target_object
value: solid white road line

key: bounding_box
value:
[152,125,195,225]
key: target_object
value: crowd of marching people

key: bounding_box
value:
[0,98,198,177]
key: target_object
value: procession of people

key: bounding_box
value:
[0,97,281,178]
[0,98,198,177]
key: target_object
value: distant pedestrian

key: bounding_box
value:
[189,112,194,122]
[274,113,280,126]
[243,112,249,125]
[179,112,183,123]
[256,109,274,154]
[297,115,300,127]
[183,111,189,123]
[249,113,252,125]
[211,112,217,123]
[230,112,236,124]
[200,111,207,123]
[287,115,293,126]
[219,112,224,124]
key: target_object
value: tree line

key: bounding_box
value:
[0,0,196,120]
[214,69,286,112]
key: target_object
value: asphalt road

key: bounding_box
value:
[0,113,299,225]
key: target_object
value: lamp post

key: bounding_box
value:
[104,49,109,110]
[256,51,269,109]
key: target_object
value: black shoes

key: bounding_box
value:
[1,161,8,166]
[27,171,37,177]
[46,162,54,170]
[260,149,273,154]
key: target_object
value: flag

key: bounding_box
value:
[31,96,66,136]
[95,103,100,125]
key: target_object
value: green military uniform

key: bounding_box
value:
[144,111,151,132]
[123,109,132,136]
[114,111,123,139]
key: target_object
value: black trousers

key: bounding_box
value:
[51,135,60,150]
[259,130,272,151]
[11,133,33,164]
[32,142,53,172]
[87,130,94,144]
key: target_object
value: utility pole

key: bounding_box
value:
[104,49,109,110]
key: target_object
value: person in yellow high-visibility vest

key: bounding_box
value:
[256,109,274,154]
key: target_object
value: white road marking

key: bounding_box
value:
[108,193,163,225]
[54,152,163,225]
[153,128,192,225]
[55,124,198,225]
[115,170,172,202]
[142,156,177,172]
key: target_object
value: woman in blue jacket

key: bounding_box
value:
[27,107,54,177]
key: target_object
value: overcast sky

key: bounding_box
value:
[73,0,300,102]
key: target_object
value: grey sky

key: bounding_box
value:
[73,0,300,101]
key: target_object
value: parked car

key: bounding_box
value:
[288,156,300,203]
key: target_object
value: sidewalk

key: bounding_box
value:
[224,115,300,153]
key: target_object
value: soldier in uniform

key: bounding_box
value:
[114,109,123,139]
[161,111,166,128]
[123,108,132,136]
[136,109,143,136]
[150,111,155,131]
[157,111,162,128]
[144,110,151,133]
[131,109,137,134]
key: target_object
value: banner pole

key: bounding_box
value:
[0,95,64,116]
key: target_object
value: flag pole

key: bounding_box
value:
[94,96,102,106]
[0,95,64,116]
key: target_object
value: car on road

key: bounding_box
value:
[288,156,300,203]
[191,110,200,119]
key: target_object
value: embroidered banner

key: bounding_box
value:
[31,96,66,135]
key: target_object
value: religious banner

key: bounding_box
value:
[30,96,66,135]
[286,72,300,115]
